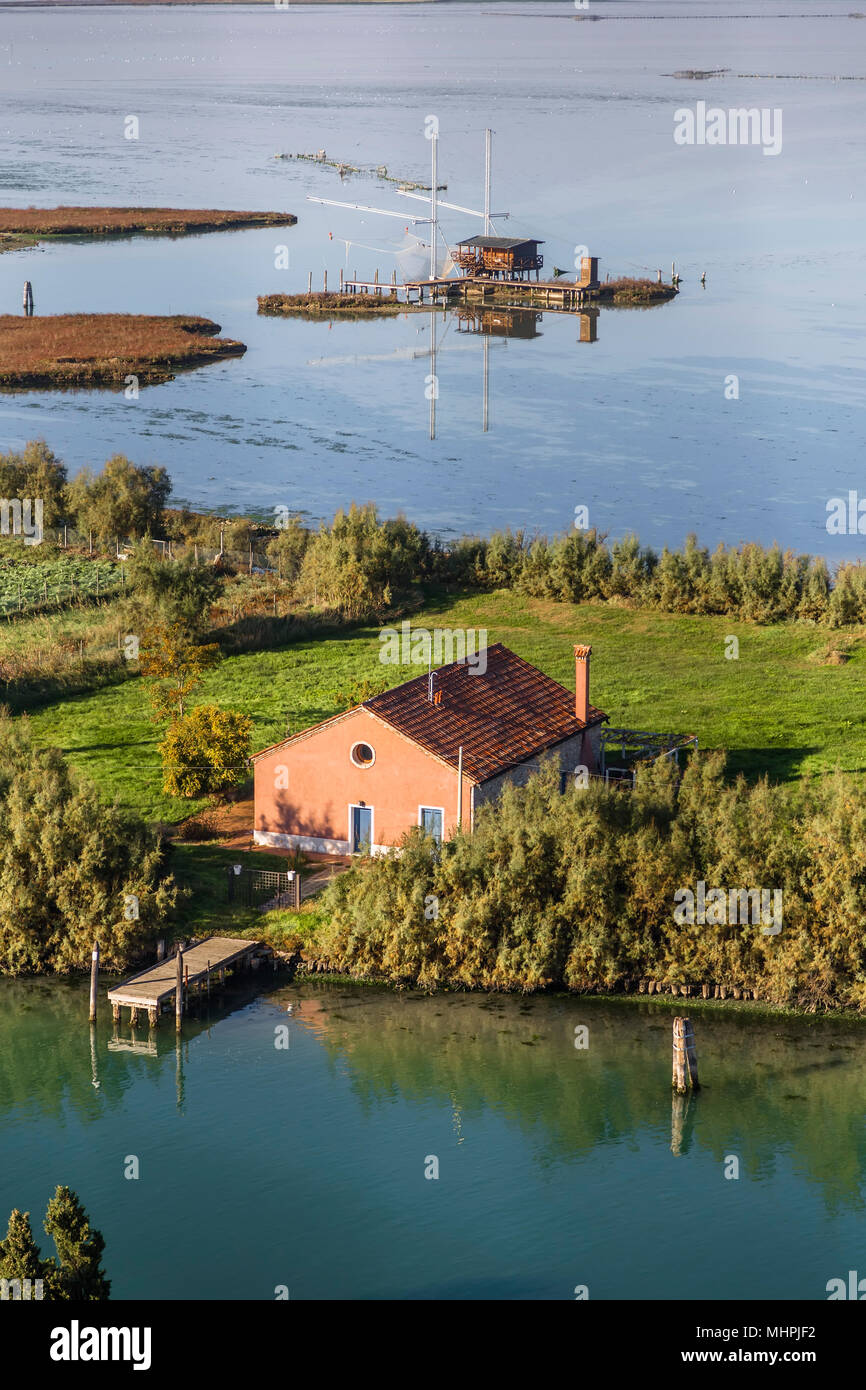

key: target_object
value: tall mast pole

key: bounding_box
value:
[484,128,492,236]
[430,133,438,280]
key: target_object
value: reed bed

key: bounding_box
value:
[0,314,246,388]
[0,206,296,238]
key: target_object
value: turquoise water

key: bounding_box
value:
[0,3,863,557]
[1,975,864,1300]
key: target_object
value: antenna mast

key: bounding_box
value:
[484,128,492,236]
[430,132,439,280]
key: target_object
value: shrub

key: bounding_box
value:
[65,454,171,541]
[316,755,866,1009]
[0,712,178,973]
[159,703,252,798]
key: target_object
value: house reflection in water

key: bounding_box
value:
[453,305,598,343]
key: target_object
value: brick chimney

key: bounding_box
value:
[574,644,592,724]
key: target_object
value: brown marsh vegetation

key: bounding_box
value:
[0,314,246,388]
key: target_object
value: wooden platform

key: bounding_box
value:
[107,936,265,1027]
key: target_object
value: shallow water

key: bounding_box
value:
[1,975,864,1300]
[0,2,863,558]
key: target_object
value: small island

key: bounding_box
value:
[597,277,679,306]
[0,314,246,389]
[257,291,430,318]
[0,206,297,252]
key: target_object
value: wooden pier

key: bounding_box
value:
[341,273,602,312]
[107,936,268,1029]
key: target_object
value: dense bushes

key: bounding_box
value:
[3,437,865,627]
[0,714,179,973]
[292,502,430,618]
[435,528,861,626]
[315,756,866,1010]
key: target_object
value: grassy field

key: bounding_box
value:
[22,589,866,824]
[0,314,245,389]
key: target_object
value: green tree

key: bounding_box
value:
[65,454,171,542]
[159,703,252,798]
[42,1186,110,1302]
[0,712,178,974]
[0,1209,45,1285]
[138,622,220,721]
[0,1189,109,1301]
[0,439,68,527]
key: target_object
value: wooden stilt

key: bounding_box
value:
[89,941,99,1023]
[176,949,184,1031]
[672,1016,699,1093]
[112,1002,120,1023]
[148,1006,158,1028]
[130,1006,139,1027]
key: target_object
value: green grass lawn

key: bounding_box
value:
[168,843,296,936]
[24,590,866,824]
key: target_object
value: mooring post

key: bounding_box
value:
[672,1016,699,1093]
[89,941,99,1023]
[307,270,312,294]
[22,280,33,315]
[323,268,327,293]
[176,948,184,1031]
[207,960,210,999]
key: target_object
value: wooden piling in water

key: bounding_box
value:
[176,949,184,1031]
[89,941,99,1022]
[307,270,312,294]
[672,1016,699,1093]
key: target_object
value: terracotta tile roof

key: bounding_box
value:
[363,642,605,783]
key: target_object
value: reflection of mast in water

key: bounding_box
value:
[429,308,437,441]
[482,335,489,433]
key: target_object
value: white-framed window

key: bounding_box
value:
[419,806,444,844]
[350,741,375,768]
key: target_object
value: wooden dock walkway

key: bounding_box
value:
[342,273,602,311]
[107,936,267,1028]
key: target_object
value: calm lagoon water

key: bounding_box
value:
[0,3,863,558]
[1,975,864,1300]
[1,5,865,1303]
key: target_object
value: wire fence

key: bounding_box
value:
[0,530,278,619]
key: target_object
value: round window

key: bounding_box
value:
[351,742,375,768]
